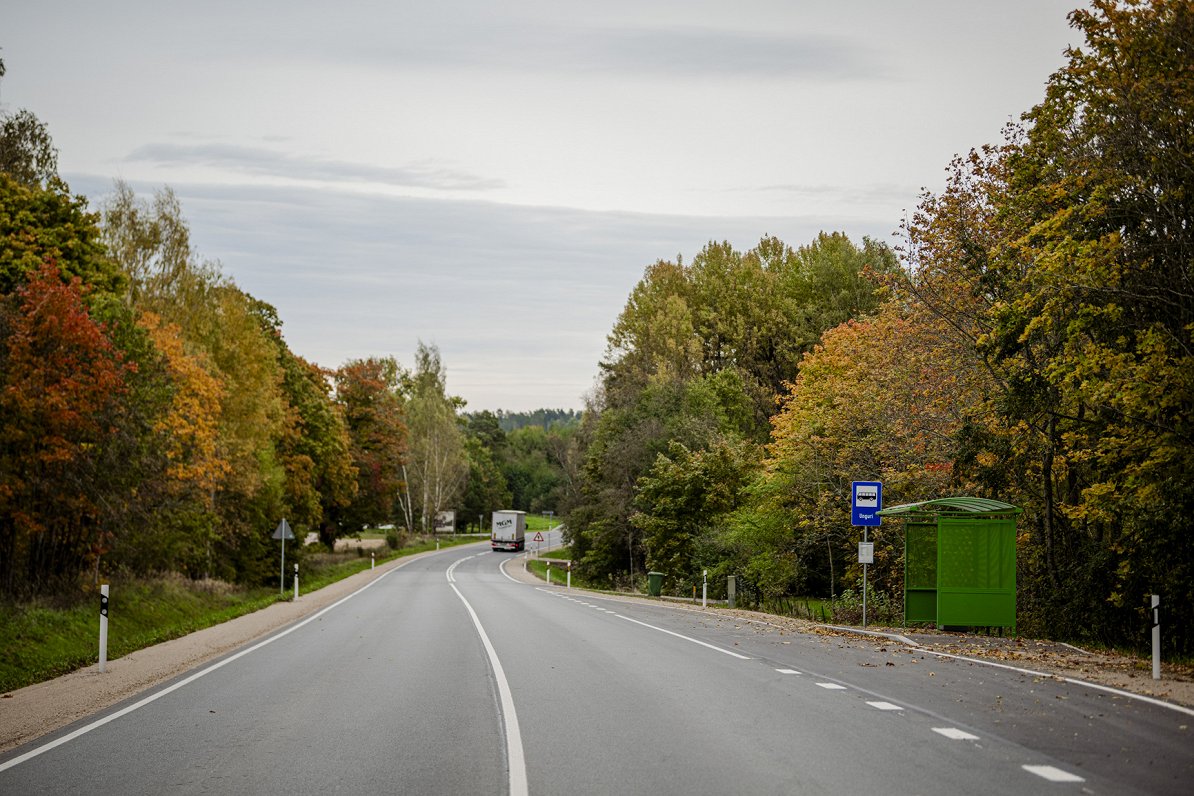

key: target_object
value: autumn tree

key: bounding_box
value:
[334,357,406,541]
[99,182,287,583]
[0,263,132,594]
[903,0,1194,650]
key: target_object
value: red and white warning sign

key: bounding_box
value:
[532,532,545,542]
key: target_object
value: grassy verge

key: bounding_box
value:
[526,550,592,589]
[0,535,480,693]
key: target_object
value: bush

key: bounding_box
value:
[830,586,900,626]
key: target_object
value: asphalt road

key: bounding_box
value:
[1,542,1190,795]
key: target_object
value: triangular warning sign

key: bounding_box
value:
[533,532,545,542]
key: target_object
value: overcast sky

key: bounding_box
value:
[3,1,1080,411]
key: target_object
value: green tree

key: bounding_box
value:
[0,110,59,189]
[0,63,59,189]
[631,437,757,591]
[458,435,512,530]
[570,233,895,585]
[1,174,124,296]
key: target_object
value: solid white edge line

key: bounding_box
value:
[498,556,523,584]
[920,649,1194,718]
[448,581,528,796]
[615,615,751,660]
[0,556,413,774]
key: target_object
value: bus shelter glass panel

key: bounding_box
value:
[904,520,937,623]
[936,517,1016,628]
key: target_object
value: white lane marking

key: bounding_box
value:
[920,649,1194,718]
[498,556,523,583]
[933,727,980,741]
[866,701,903,711]
[816,683,847,690]
[0,554,414,774]
[1022,765,1085,783]
[448,580,528,796]
[775,669,801,675]
[615,614,751,660]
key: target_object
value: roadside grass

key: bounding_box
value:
[526,552,589,589]
[0,534,481,693]
[525,514,560,532]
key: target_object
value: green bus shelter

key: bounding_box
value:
[877,497,1021,631]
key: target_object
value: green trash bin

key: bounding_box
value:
[647,571,665,597]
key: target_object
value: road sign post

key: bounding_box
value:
[851,482,882,629]
[272,519,295,595]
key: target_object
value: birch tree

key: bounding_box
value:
[397,343,468,532]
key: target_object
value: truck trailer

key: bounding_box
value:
[491,510,526,552]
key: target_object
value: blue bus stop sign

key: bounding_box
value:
[852,481,882,527]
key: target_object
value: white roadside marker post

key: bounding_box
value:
[1152,594,1161,680]
[371,552,375,570]
[702,569,708,610]
[567,561,571,589]
[547,562,552,585]
[98,584,109,673]
[293,563,299,600]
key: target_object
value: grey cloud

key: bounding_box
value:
[343,25,884,81]
[755,182,923,208]
[70,173,895,409]
[124,142,505,192]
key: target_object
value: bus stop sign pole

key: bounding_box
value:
[851,482,882,629]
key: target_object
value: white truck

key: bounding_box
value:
[491,510,526,552]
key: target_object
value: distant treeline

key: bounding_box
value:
[485,409,582,434]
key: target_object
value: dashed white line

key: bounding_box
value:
[775,668,801,675]
[932,727,980,741]
[866,701,903,711]
[1022,765,1085,783]
[816,683,847,690]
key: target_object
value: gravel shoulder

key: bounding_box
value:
[5,551,1189,755]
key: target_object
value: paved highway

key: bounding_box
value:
[1,542,1190,794]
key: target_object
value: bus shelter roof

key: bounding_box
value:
[876,496,1022,518]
